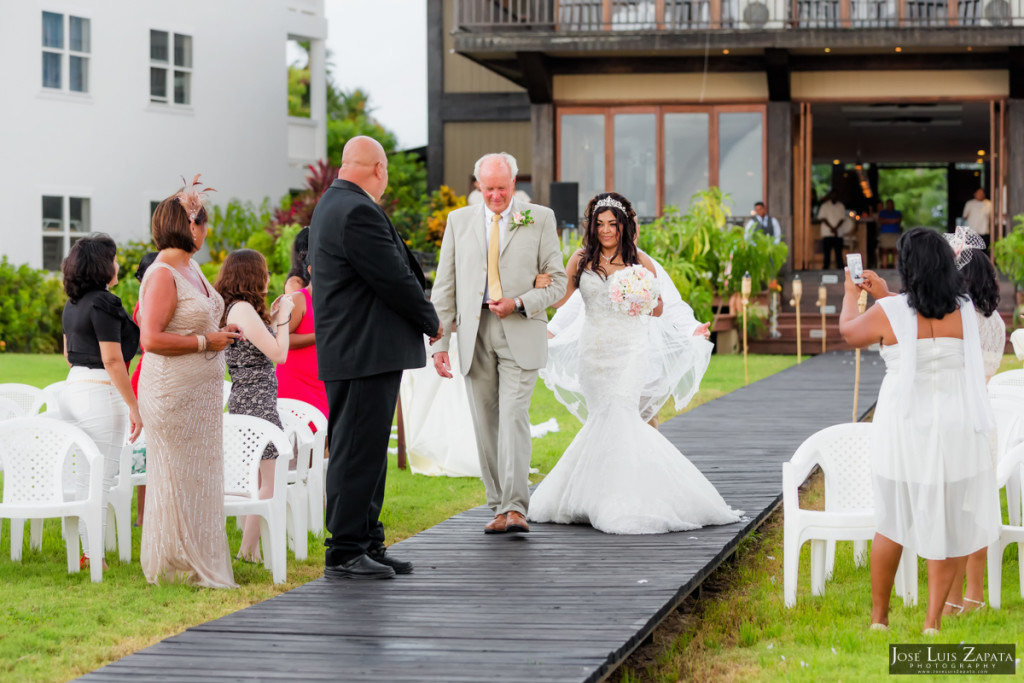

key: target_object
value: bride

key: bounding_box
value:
[529,192,743,535]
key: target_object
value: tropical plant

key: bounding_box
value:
[207,198,274,263]
[993,214,1024,289]
[421,186,467,250]
[0,258,66,353]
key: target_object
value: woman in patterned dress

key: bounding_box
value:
[215,249,294,562]
[138,178,240,588]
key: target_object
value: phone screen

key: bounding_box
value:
[847,253,864,284]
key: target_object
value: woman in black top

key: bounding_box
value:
[59,234,141,569]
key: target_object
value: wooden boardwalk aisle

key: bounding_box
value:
[82,351,885,683]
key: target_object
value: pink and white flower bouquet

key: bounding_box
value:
[608,265,660,316]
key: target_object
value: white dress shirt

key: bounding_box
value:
[962,198,992,236]
[817,200,850,238]
[745,215,782,243]
[483,204,514,251]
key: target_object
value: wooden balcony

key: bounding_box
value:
[454,0,1021,30]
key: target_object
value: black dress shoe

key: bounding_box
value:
[324,553,396,580]
[367,546,413,574]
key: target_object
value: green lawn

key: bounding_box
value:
[0,352,793,682]
[617,354,1024,683]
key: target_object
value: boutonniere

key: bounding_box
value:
[509,210,534,231]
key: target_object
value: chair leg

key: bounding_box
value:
[1007,478,1021,527]
[286,486,308,561]
[987,540,1004,609]
[783,526,800,608]
[269,514,286,585]
[65,516,80,574]
[854,540,868,567]
[258,516,272,571]
[104,505,117,553]
[30,518,43,551]
[115,495,131,562]
[810,539,826,596]
[10,518,25,562]
[825,539,836,580]
[895,551,918,607]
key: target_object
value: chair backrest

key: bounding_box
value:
[0,383,45,416]
[0,396,22,421]
[1010,328,1024,362]
[223,380,232,410]
[222,414,290,497]
[276,398,327,468]
[276,408,313,479]
[0,417,101,505]
[990,392,1024,459]
[788,422,875,512]
[989,370,1024,389]
[41,381,66,417]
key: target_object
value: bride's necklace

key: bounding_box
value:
[600,252,617,263]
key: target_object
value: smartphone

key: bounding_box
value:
[847,253,864,284]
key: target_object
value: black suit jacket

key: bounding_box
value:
[309,179,439,381]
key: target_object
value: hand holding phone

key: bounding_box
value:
[846,253,864,285]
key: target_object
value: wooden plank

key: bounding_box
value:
[80,352,885,683]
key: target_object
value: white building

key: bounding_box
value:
[0,1,328,270]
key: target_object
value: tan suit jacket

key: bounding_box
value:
[431,199,567,373]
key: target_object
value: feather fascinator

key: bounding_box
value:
[174,174,216,223]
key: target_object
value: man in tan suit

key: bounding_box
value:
[431,153,567,534]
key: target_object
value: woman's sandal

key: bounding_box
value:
[870,623,889,631]
[944,601,965,615]
[963,597,986,612]
[923,628,940,636]
[235,554,261,564]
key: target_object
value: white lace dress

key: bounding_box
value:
[528,270,743,534]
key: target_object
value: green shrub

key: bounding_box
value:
[994,213,1024,291]
[0,258,66,353]
[112,240,158,314]
[207,198,273,261]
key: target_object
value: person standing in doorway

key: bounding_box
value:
[878,199,903,268]
[817,191,849,270]
[962,188,993,249]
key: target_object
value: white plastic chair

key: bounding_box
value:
[0,397,21,421]
[275,404,312,561]
[0,383,45,416]
[0,417,105,582]
[1010,328,1024,361]
[41,381,65,418]
[987,440,1024,609]
[222,414,292,584]
[277,398,327,536]
[989,370,1024,392]
[223,380,233,410]
[783,423,918,607]
[989,391,1024,529]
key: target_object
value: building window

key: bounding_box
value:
[558,105,766,220]
[150,30,192,105]
[42,195,91,271]
[42,11,90,93]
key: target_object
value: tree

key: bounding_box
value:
[878,167,947,229]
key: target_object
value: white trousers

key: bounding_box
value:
[60,366,128,559]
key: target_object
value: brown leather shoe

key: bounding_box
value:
[484,513,507,534]
[505,510,530,533]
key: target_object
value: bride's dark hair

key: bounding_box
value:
[576,192,639,287]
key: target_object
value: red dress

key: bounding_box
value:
[130,302,144,396]
[275,288,328,420]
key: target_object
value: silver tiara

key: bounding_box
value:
[595,196,625,212]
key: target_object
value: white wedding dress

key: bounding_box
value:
[529,270,744,534]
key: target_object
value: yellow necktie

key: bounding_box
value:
[487,213,503,301]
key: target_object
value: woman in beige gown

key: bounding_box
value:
[138,177,241,588]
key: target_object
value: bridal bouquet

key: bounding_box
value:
[608,265,660,316]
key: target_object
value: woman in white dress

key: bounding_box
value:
[840,227,999,634]
[529,192,742,535]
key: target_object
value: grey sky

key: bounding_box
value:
[322,1,428,150]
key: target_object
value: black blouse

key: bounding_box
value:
[62,290,140,369]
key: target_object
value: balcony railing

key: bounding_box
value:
[454,0,1020,30]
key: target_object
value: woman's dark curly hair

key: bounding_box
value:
[575,192,639,287]
[897,227,961,319]
[62,233,118,303]
[215,249,270,325]
[287,226,311,287]
[960,251,1000,317]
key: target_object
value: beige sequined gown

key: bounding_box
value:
[138,261,236,588]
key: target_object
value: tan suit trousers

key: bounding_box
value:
[465,310,536,516]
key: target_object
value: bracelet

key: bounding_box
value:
[196,334,207,352]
